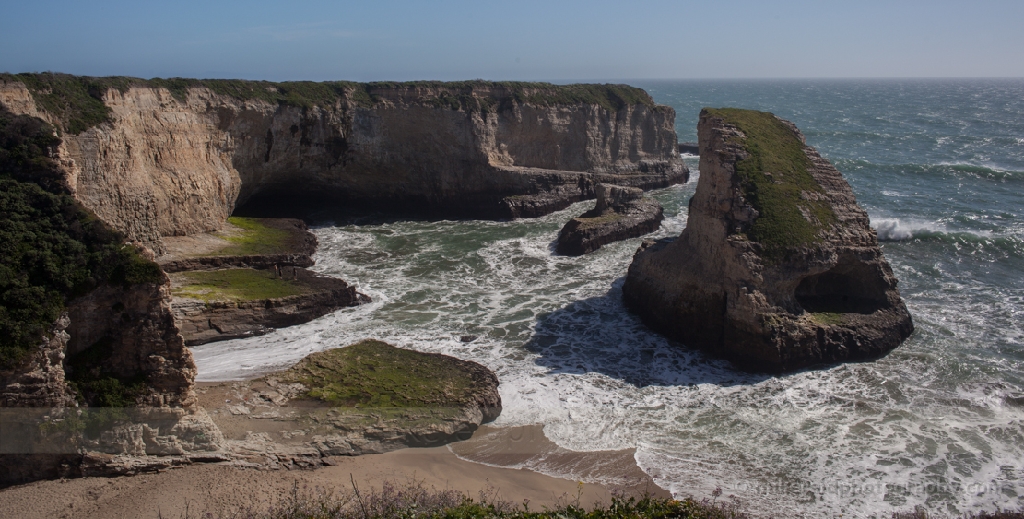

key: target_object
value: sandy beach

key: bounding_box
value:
[0,424,669,519]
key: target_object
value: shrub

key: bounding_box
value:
[0,109,162,370]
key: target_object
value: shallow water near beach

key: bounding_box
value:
[193,79,1024,517]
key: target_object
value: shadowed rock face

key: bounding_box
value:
[623,108,913,373]
[556,183,664,256]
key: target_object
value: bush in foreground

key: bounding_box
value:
[172,478,1024,519]
[175,480,748,519]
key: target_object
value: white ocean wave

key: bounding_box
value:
[871,217,945,241]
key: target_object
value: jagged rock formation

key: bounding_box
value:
[0,108,222,487]
[623,108,913,372]
[65,273,197,407]
[556,183,664,255]
[0,75,687,252]
[0,314,76,408]
[172,267,369,346]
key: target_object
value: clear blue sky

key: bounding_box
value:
[2,0,1022,81]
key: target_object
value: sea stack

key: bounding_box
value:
[623,108,913,372]
[556,183,664,256]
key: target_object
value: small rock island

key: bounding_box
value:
[623,108,913,372]
[556,183,664,256]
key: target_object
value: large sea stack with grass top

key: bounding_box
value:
[623,108,913,372]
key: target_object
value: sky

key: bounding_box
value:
[2,0,1022,81]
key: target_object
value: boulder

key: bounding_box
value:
[623,108,913,372]
[556,183,664,256]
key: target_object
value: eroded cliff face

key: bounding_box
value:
[0,78,685,250]
[65,273,197,408]
[623,109,912,372]
[0,314,76,408]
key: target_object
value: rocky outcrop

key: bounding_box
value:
[0,314,76,408]
[623,108,913,372]
[1,77,687,251]
[677,142,699,155]
[1,272,225,487]
[158,217,318,272]
[160,253,315,273]
[556,183,664,255]
[171,268,369,346]
[65,275,197,407]
[195,340,501,465]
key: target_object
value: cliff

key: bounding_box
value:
[0,109,220,487]
[0,74,687,251]
[623,108,913,372]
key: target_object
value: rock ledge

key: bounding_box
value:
[556,184,664,256]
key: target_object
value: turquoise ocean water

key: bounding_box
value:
[194,80,1024,517]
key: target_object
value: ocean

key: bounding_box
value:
[192,79,1024,517]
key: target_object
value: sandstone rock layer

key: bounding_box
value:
[0,77,688,251]
[556,183,664,256]
[623,108,913,372]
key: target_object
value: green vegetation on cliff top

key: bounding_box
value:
[704,108,836,262]
[0,109,162,370]
[277,339,483,408]
[2,72,655,135]
[170,268,308,302]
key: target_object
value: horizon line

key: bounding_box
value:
[4,71,1024,84]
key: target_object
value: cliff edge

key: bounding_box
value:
[622,108,913,372]
[0,74,687,251]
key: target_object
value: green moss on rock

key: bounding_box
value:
[704,108,836,261]
[218,217,294,256]
[171,268,308,302]
[279,339,486,408]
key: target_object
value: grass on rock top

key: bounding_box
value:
[215,217,294,256]
[704,107,836,262]
[2,72,656,135]
[171,268,307,302]
[278,339,482,408]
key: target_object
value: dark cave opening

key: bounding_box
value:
[794,258,888,315]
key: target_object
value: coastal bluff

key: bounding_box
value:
[623,108,913,372]
[0,74,687,252]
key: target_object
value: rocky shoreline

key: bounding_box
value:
[161,218,370,346]
[171,269,368,346]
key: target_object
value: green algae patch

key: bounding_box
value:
[278,340,481,408]
[811,312,845,326]
[216,217,294,256]
[704,108,836,261]
[171,268,307,302]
